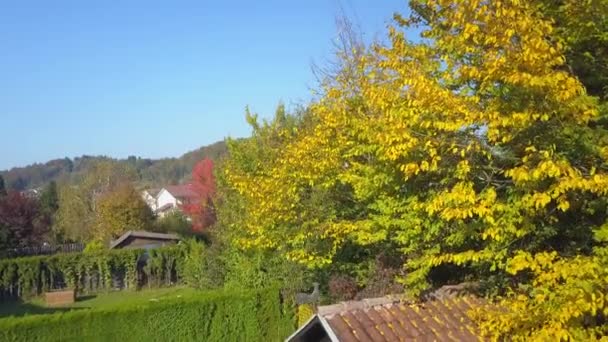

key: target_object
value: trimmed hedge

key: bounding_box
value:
[0,242,202,301]
[0,288,296,342]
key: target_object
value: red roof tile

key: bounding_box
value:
[164,184,198,200]
[289,295,484,342]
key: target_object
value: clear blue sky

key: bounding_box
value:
[0,0,407,170]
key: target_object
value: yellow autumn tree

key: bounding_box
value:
[222,0,608,338]
[93,183,154,242]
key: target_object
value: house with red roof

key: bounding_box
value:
[142,184,199,218]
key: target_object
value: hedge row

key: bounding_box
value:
[0,243,196,301]
[0,288,296,342]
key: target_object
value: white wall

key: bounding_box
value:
[156,189,178,210]
[141,191,157,211]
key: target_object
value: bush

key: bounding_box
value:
[179,239,207,288]
[151,211,192,235]
[328,275,357,301]
[0,288,296,342]
[222,248,307,293]
[83,241,104,253]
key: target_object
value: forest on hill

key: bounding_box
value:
[0,140,227,190]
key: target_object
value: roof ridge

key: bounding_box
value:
[108,230,181,249]
[317,292,480,317]
[317,295,403,316]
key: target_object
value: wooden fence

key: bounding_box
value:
[6,243,85,258]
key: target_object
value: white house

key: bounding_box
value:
[141,188,160,211]
[142,184,198,218]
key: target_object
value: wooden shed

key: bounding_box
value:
[109,231,181,250]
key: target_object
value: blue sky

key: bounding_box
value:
[0,0,407,170]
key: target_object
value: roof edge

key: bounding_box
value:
[284,315,340,342]
[109,230,181,249]
[318,315,340,342]
[284,314,320,342]
[317,295,402,316]
[109,230,134,249]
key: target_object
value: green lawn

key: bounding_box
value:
[0,287,197,319]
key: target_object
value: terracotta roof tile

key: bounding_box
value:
[164,184,198,199]
[318,296,483,342]
[327,315,360,341]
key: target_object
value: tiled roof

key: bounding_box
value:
[289,295,483,342]
[164,184,198,200]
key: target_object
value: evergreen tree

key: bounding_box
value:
[0,175,6,197]
[39,181,59,215]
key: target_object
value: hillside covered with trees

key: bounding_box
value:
[0,140,227,191]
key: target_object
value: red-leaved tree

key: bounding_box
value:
[0,191,49,249]
[182,158,216,232]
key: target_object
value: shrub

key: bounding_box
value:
[150,211,192,235]
[0,288,296,342]
[328,275,357,301]
[83,241,104,253]
[222,248,307,293]
[179,239,207,288]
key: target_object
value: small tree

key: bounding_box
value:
[152,211,192,235]
[0,175,6,197]
[93,183,154,242]
[39,181,59,215]
[0,191,49,248]
[54,160,137,242]
[182,159,217,231]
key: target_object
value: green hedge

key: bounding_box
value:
[0,242,203,301]
[0,288,296,342]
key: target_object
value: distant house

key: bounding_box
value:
[141,184,198,218]
[141,188,160,211]
[20,188,42,199]
[109,230,181,250]
[287,294,482,342]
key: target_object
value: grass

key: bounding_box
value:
[0,287,197,319]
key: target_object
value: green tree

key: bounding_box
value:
[55,184,93,242]
[152,211,192,235]
[0,175,6,197]
[0,225,8,257]
[538,0,608,100]
[214,103,311,292]
[0,176,8,255]
[39,181,59,215]
[55,160,137,242]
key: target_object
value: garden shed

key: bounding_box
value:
[109,231,181,250]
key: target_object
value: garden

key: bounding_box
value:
[0,242,297,342]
